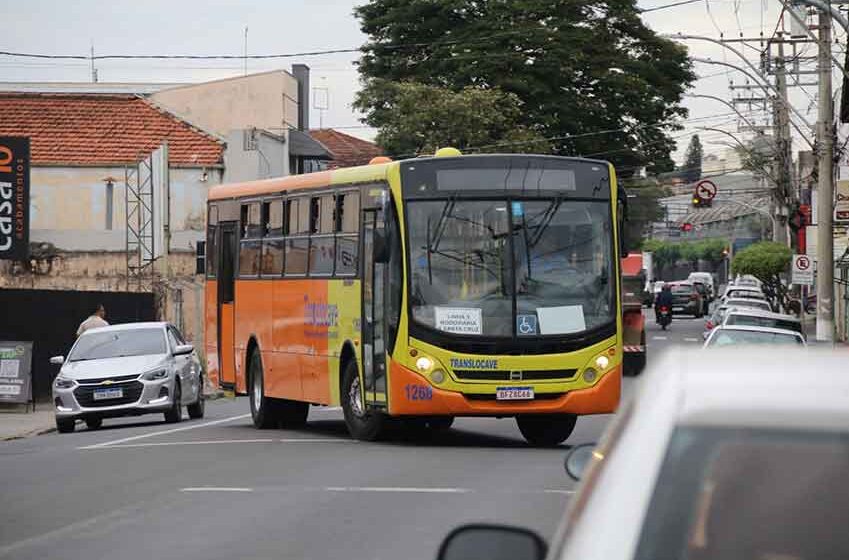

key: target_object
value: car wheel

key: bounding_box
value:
[85,418,102,430]
[249,349,279,429]
[164,381,182,423]
[516,414,577,447]
[56,417,75,434]
[341,358,386,441]
[187,373,205,420]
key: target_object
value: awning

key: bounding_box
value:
[289,129,332,160]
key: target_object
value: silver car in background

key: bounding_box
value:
[50,322,204,433]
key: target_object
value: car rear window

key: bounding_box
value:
[671,285,692,294]
[708,329,803,346]
[727,289,764,299]
[726,300,771,312]
[635,427,849,560]
[726,314,802,334]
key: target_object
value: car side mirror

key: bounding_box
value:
[374,230,390,263]
[437,524,547,560]
[174,344,194,356]
[50,355,65,365]
[564,443,597,481]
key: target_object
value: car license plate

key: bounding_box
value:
[496,386,534,401]
[93,388,123,400]
[673,306,684,311]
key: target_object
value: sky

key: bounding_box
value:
[2,0,845,164]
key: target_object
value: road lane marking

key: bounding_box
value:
[325,486,472,494]
[78,413,251,449]
[543,489,577,495]
[652,336,668,340]
[181,487,253,492]
[79,437,353,450]
[684,337,700,342]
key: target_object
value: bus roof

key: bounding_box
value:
[207,160,393,201]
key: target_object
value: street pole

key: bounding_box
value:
[816,8,835,342]
[773,38,791,246]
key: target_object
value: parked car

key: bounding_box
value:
[721,285,766,303]
[703,325,806,347]
[667,281,704,317]
[435,348,849,560]
[50,322,204,433]
[702,299,775,339]
[687,271,715,301]
[722,308,804,339]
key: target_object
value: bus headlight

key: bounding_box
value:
[415,356,434,372]
[595,355,610,370]
[583,368,598,383]
[431,369,446,384]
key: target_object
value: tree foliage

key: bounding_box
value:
[621,180,670,250]
[682,134,703,183]
[354,0,695,173]
[642,238,728,275]
[730,241,792,311]
[356,80,552,157]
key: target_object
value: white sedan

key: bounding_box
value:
[435,349,849,560]
[51,322,204,433]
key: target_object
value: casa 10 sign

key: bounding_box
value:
[0,136,30,260]
[836,179,849,223]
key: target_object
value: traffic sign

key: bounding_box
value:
[791,254,814,285]
[695,180,717,201]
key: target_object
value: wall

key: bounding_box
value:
[27,166,221,252]
[223,129,289,184]
[151,71,299,137]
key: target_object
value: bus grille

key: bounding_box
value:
[453,369,577,381]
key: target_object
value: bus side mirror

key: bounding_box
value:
[374,230,390,263]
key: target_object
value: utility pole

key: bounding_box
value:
[816,8,834,342]
[773,37,791,246]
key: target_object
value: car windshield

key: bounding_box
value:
[69,328,167,361]
[707,329,802,346]
[407,199,614,336]
[635,427,849,560]
[725,314,801,333]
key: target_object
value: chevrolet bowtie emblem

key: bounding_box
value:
[102,379,114,385]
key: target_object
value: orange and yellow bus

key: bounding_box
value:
[204,150,627,445]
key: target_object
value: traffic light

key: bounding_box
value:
[692,192,712,207]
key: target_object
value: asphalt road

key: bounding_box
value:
[0,313,706,560]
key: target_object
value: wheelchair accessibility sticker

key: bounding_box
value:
[517,314,538,336]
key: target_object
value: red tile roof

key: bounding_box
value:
[309,128,383,169]
[0,93,223,166]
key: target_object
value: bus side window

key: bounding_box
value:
[335,192,359,276]
[239,202,262,276]
[207,204,218,278]
[262,199,284,276]
[309,194,335,276]
[285,197,309,276]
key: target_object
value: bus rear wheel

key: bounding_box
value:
[516,414,577,447]
[249,349,278,429]
[341,359,386,441]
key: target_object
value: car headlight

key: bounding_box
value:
[141,368,169,381]
[54,376,76,389]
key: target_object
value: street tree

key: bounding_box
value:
[682,134,703,183]
[354,0,695,174]
[355,80,552,157]
[620,180,670,251]
[730,241,792,311]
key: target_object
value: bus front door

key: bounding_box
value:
[217,222,237,388]
[362,209,387,407]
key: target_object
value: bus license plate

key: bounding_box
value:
[93,388,123,400]
[496,387,534,401]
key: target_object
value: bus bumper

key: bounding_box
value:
[388,360,621,417]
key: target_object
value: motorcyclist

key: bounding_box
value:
[655,284,674,323]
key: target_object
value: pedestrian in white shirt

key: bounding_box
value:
[77,304,109,336]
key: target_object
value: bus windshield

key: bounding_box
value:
[407,198,614,337]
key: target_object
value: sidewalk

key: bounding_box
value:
[0,405,55,441]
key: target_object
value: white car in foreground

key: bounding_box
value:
[51,322,204,433]
[435,349,848,560]
[703,325,806,347]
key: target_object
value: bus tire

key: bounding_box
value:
[341,359,386,441]
[516,414,577,447]
[248,349,279,429]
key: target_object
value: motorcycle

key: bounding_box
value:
[658,305,672,330]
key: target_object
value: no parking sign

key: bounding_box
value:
[791,254,813,285]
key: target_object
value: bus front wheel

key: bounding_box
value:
[341,359,386,441]
[516,414,577,447]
